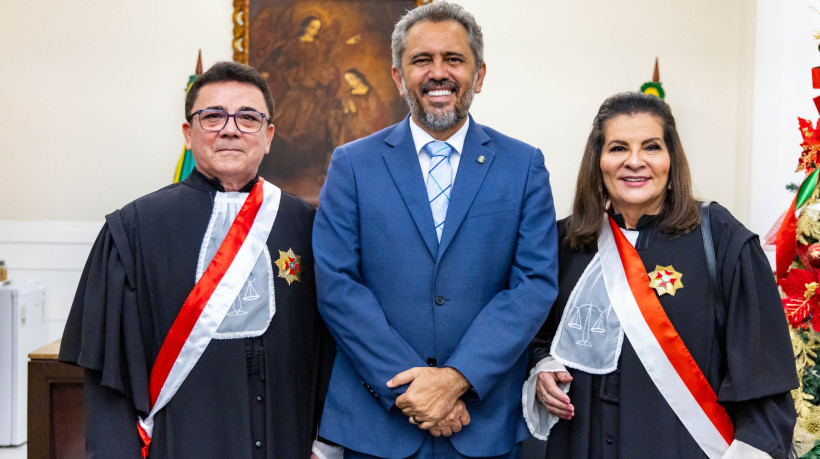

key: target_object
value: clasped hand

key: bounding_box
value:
[536,370,574,420]
[387,367,471,437]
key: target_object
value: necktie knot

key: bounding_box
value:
[424,141,453,159]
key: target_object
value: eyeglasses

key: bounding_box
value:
[191,109,269,133]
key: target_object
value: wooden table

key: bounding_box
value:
[28,340,84,459]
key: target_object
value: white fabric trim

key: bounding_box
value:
[722,440,772,458]
[522,356,571,440]
[138,181,281,438]
[550,252,624,374]
[311,440,344,459]
[598,217,730,458]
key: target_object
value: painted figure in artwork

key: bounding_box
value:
[330,68,387,147]
[249,1,413,203]
[257,13,362,200]
[264,17,340,173]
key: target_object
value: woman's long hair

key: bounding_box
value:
[566,92,699,249]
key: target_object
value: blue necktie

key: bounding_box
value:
[425,141,453,242]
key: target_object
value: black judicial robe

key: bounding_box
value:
[534,204,798,458]
[59,169,335,458]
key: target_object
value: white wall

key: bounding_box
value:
[0,0,234,221]
[466,0,756,220]
[0,0,235,343]
[750,0,818,242]
[1,0,756,223]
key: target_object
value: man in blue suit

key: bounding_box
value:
[313,2,558,458]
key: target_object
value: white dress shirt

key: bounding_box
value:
[408,116,470,185]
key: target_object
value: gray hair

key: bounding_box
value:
[391,1,484,73]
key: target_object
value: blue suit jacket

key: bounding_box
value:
[313,117,558,458]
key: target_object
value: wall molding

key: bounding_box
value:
[0,221,101,244]
[0,220,102,338]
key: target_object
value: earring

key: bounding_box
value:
[667,183,671,190]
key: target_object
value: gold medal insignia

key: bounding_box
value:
[274,248,302,285]
[648,265,683,296]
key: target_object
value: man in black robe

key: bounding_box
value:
[59,61,334,458]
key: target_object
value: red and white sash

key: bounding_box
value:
[598,216,734,458]
[137,179,281,457]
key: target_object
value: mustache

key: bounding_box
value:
[419,79,459,94]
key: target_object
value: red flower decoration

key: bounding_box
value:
[780,268,820,329]
[797,117,820,173]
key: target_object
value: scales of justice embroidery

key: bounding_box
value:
[551,252,623,374]
[566,303,607,346]
[227,277,261,316]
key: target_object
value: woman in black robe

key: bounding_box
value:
[525,92,798,458]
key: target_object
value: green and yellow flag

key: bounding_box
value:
[174,52,202,183]
[640,58,665,99]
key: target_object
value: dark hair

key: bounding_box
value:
[298,16,321,36]
[566,92,699,249]
[344,68,372,89]
[391,1,483,72]
[185,61,275,122]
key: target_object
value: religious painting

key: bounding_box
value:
[234,0,425,203]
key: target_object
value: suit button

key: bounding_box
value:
[434,296,445,306]
[255,441,262,448]
[427,357,437,367]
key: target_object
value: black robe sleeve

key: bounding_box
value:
[715,220,799,457]
[58,210,151,456]
[717,230,798,399]
[314,313,336,437]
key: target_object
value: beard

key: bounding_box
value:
[402,77,476,133]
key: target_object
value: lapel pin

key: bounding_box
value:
[477,156,485,164]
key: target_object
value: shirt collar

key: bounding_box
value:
[408,116,470,155]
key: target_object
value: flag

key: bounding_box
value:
[174,51,203,183]
[640,58,665,99]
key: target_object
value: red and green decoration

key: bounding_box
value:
[173,51,203,183]
[640,58,665,99]
[770,51,820,457]
[773,120,820,455]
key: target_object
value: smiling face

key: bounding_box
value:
[392,20,486,140]
[600,113,670,226]
[182,81,275,191]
